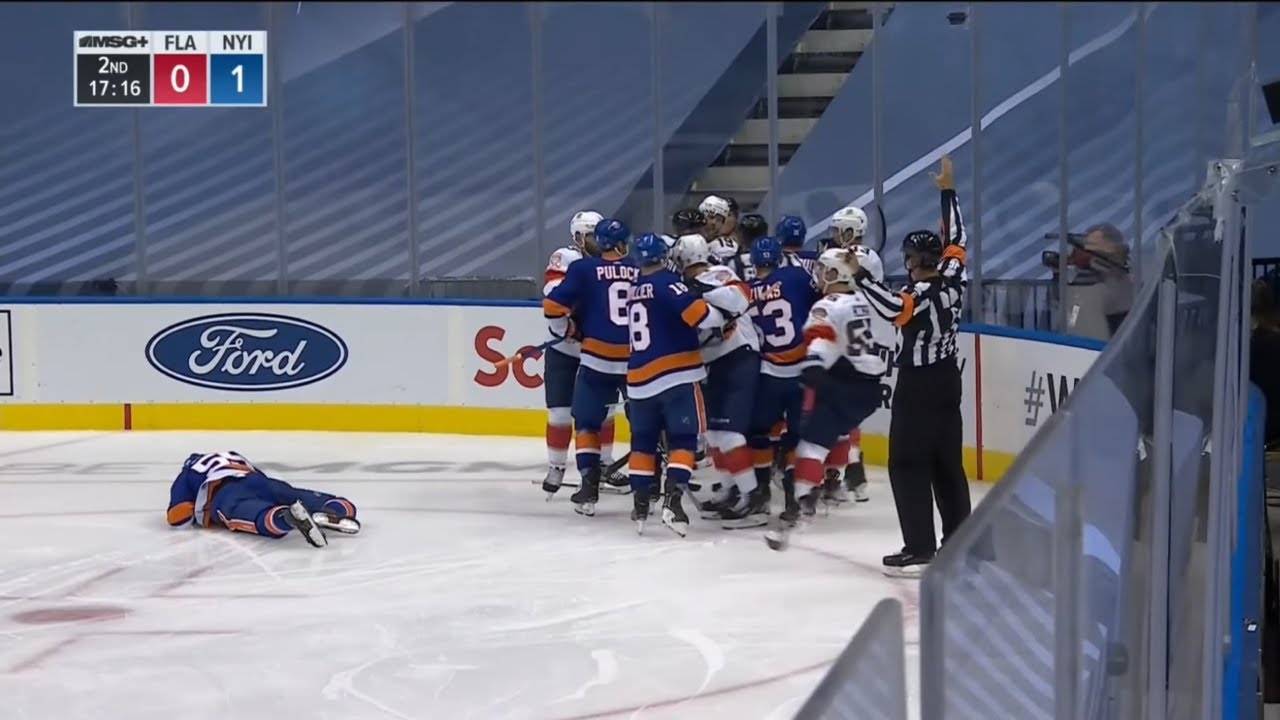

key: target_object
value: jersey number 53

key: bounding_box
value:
[748,299,795,348]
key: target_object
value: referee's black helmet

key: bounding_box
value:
[739,213,768,243]
[672,208,706,235]
[902,230,943,265]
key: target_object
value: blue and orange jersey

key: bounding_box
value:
[167,451,257,528]
[543,251,639,375]
[781,249,819,274]
[749,265,820,378]
[626,269,714,399]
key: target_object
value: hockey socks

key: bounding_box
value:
[321,498,356,519]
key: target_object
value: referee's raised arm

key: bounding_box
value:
[932,156,969,285]
[858,156,973,578]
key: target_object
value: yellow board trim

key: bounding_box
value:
[0,403,1014,481]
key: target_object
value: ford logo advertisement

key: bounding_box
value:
[145,313,349,392]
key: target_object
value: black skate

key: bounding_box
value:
[542,465,566,499]
[312,511,361,535]
[661,484,690,538]
[798,491,819,521]
[570,467,601,516]
[764,490,815,551]
[882,548,934,578]
[601,463,632,495]
[720,485,770,530]
[284,501,327,548]
[631,486,651,535]
[844,461,869,503]
[822,469,849,505]
[695,499,724,521]
[701,485,739,521]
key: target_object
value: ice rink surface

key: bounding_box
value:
[0,431,969,720]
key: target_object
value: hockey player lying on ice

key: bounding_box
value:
[166,451,360,548]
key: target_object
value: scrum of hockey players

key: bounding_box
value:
[163,160,965,552]
[535,156,968,549]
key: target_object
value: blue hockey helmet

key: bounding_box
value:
[775,215,807,248]
[750,236,784,268]
[594,218,631,252]
[632,233,668,265]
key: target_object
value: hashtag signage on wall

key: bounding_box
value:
[1022,370,1082,428]
[982,335,1098,455]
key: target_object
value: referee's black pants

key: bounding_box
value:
[887,356,970,557]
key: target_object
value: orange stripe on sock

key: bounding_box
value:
[752,448,774,468]
[710,448,727,472]
[796,457,824,487]
[547,423,572,451]
[826,439,851,469]
[331,498,356,519]
[769,420,785,441]
[629,452,656,474]
[575,431,601,451]
[725,446,752,475]
[669,449,696,470]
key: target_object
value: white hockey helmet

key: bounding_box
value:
[832,206,868,243]
[570,210,604,242]
[672,233,711,271]
[853,244,884,283]
[815,248,858,290]
[698,195,731,220]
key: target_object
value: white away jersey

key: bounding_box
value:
[708,236,740,264]
[857,248,898,373]
[693,264,760,363]
[544,246,584,358]
[801,292,888,378]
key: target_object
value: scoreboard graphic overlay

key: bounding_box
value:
[74,31,267,107]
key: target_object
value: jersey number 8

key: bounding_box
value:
[629,303,651,351]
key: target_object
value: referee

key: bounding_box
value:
[853,157,971,578]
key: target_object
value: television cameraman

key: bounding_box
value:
[853,156,971,577]
[1043,223,1134,341]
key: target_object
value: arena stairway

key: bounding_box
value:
[684,2,892,214]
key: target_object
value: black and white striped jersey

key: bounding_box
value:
[853,188,968,368]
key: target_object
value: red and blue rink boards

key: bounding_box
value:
[74,31,267,108]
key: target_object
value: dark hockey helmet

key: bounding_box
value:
[750,236,783,268]
[739,213,768,243]
[672,208,706,235]
[594,218,631,252]
[902,229,944,265]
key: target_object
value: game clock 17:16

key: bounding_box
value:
[75,53,150,105]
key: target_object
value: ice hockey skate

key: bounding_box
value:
[285,501,328,548]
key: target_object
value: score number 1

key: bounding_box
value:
[209,53,264,105]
